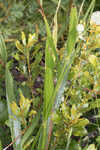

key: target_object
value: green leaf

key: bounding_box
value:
[74,118,89,128]
[73,127,87,136]
[66,6,78,56]
[51,7,78,111]
[19,91,31,117]
[38,13,59,150]
[6,65,15,103]
[52,0,61,48]
[0,34,7,63]
[43,24,55,118]
[21,31,26,46]
[38,121,48,150]
[43,67,54,116]
[30,126,42,150]
[43,15,58,65]
[41,7,79,150]
[23,138,34,150]
[21,111,41,147]
[87,144,96,150]
[16,40,24,54]
[41,5,78,150]
[5,64,22,150]
[71,104,77,120]
[52,112,61,124]
[61,103,70,119]
[47,50,77,118]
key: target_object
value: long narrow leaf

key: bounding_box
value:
[46,51,76,119]
[21,110,41,147]
[46,6,78,118]
[66,6,78,56]
[52,0,61,48]
[41,11,58,150]
[6,65,22,150]
[37,117,51,150]
[43,39,54,118]
[40,6,78,150]
[43,16,58,65]
[31,126,42,150]
[41,38,54,150]
[0,34,7,63]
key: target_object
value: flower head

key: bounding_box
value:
[76,24,85,41]
[77,24,84,34]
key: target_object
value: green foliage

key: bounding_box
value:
[52,102,89,139]
[0,0,100,150]
[8,2,25,22]
[21,111,41,148]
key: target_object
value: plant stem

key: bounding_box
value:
[26,51,34,98]
[45,119,53,150]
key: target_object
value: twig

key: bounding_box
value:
[37,0,45,17]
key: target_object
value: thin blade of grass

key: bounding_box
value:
[83,0,95,22]
[30,126,42,150]
[78,0,86,20]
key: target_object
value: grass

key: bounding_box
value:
[0,0,100,150]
